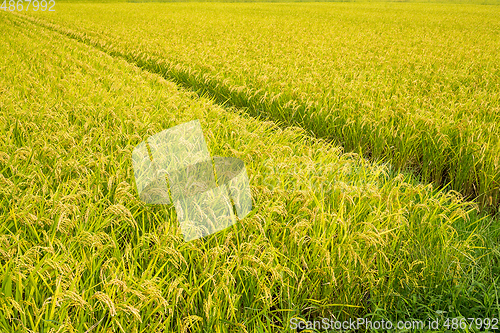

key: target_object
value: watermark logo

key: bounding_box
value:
[132,120,252,242]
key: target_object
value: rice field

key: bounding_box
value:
[21,1,500,210]
[1,2,500,333]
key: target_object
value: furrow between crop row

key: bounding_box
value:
[11,10,500,213]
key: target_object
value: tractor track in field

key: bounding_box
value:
[8,11,303,133]
[7,10,500,214]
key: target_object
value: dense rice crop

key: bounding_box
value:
[1,9,498,332]
[21,2,500,210]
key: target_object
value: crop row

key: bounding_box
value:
[20,2,500,210]
[0,11,494,331]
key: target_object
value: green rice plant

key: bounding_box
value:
[0,8,499,333]
[19,2,500,210]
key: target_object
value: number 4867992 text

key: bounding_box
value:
[1,0,55,11]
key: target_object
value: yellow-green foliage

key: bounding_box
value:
[24,2,500,208]
[0,8,495,333]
